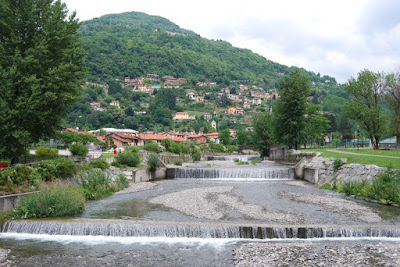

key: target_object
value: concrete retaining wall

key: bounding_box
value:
[294,157,308,179]
[0,192,39,213]
[133,167,167,182]
[304,168,319,184]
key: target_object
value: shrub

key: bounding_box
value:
[333,158,345,170]
[35,159,77,181]
[320,183,332,190]
[168,142,182,154]
[35,146,58,157]
[148,154,160,172]
[115,174,129,190]
[144,142,160,153]
[372,169,400,204]
[78,170,116,200]
[174,160,183,166]
[0,166,40,189]
[191,152,201,162]
[69,143,88,156]
[13,183,85,219]
[237,160,249,165]
[89,160,110,170]
[251,158,262,165]
[234,158,240,163]
[114,150,141,167]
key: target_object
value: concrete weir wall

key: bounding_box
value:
[0,192,39,213]
[133,167,167,183]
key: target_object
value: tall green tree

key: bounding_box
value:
[252,113,275,157]
[384,72,400,148]
[0,0,86,163]
[343,70,386,149]
[275,70,310,149]
[302,105,331,147]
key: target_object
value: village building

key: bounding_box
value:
[195,95,204,103]
[227,107,237,114]
[243,100,251,109]
[236,107,244,115]
[110,100,120,107]
[205,132,219,144]
[173,112,196,121]
[252,98,262,105]
[203,113,212,120]
[211,120,217,130]
[90,102,104,111]
[146,74,159,81]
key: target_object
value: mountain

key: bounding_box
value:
[80,11,336,89]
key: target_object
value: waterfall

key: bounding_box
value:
[171,167,295,179]
[207,155,259,162]
[3,220,400,239]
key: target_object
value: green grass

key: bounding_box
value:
[337,148,400,157]
[100,153,114,159]
[301,148,400,169]
[187,111,204,117]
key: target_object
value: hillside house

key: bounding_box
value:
[243,100,251,109]
[229,129,237,138]
[110,100,120,107]
[173,112,195,121]
[236,107,244,115]
[205,132,219,144]
[252,98,262,105]
[195,96,204,103]
[211,120,217,130]
[227,107,237,114]
[147,74,159,81]
[221,88,231,95]
[203,113,212,120]
[90,102,104,111]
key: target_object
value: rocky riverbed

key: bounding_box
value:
[233,242,400,267]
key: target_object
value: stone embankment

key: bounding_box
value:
[303,157,386,185]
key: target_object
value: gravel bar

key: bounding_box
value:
[115,182,157,195]
[233,242,400,267]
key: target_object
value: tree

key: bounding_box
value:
[108,81,122,95]
[384,72,400,148]
[275,70,310,149]
[236,129,251,146]
[154,88,177,110]
[252,113,275,157]
[302,105,331,147]
[0,0,86,163]
[343,70,386,149]
[218,129,231,145]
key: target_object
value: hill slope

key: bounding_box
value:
[80,11,336,89]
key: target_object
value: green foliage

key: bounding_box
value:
[60,132,102,145]
[108,81,123,95]
[115,174,129,191]
[0,166,40,192]
[13,183,86,219]
[88,160,110,170]
[343,70,386,149]
[252,113,275,157]
[303,104,331,147]
[333,158,345,170]
[35,147,59,157]
[234,158,240,163]
[35,159,77,181]
[275,69,310,149]
[0,0,86,163]
[168,142,182,154]
[79,170,115,200]
[147,154,160,172]
[174,160,183,166]
[320,183,333,190]
[69,144,89,156]
[236,160,249,165]
[144,142,161,153]
[191,152,201,162]
[251,158,262,165]
[372,169,400,204]
[114,150,141,167]
[218,129,231,145]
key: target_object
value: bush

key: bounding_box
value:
[174,160,183,166]
[333,158,345,170]
[89,160,110,170]
[114,150,141,167]
[251,158,262,165]
[13,183,85,219]
[69,143,88,156]
[35,159,77,181]
[0,166,40,190]
[144,142,160,153]
[78,170,116,200]
[234,158,240,163]
[148,154,160,172]
[115,174,129,190]
[237,160,249,165]
[191,152,201,162]
[372,169,400,204]
[168,142,182,154]
[35,146,58,157]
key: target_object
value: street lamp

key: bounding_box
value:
[75,116,82,130]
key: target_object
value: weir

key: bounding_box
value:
[207,155,260,162]
[3,220,400,240]
[169,167,295,179]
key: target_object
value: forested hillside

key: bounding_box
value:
[80,12,336,89]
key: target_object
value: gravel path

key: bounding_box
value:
[233,242,400,267]
[281,191,382,223]
[115,182,157,195]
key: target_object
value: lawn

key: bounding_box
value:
[337,148,400,157]
[301,148,400,169]
[100,153,114,159]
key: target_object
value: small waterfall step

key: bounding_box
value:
[207,155,260,162]
[168,167,295,179]
[3,220,400,239]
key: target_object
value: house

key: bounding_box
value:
[236,107,244,115]
[134,111,147,115]
[209,82,217,87]
[124,76,131,83]
[211,120,217,130]
[380,136,397,148]
[90,102,104,111]
[205,132,219,144]
[108,133,140,147]
[173,112,195,121]
[110,100,120,107]
[229,129,237,138]
[186,90,197,100]
[243,100,251,109]
[227,94,240,102]
[227,107,237,114]
[147,74,159,81]
[221,88,231,95]
[187,133,207,145]
[196,81,207,87]
[195,96,204,103]
[203,113,212,120]
[139,86,153,93]
[252,98,262,105]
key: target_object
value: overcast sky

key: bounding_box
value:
[63,0,399,83]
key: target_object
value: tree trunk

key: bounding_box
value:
[397,133,400,149]
[374,137,380,150]
[11,156,19,165]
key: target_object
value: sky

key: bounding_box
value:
[63,0,400,83]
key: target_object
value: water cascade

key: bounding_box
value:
[207,155,259,162]
[3,220,400,240]
[169,167,295,179]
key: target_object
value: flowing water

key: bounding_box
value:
[1,160,400,266]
